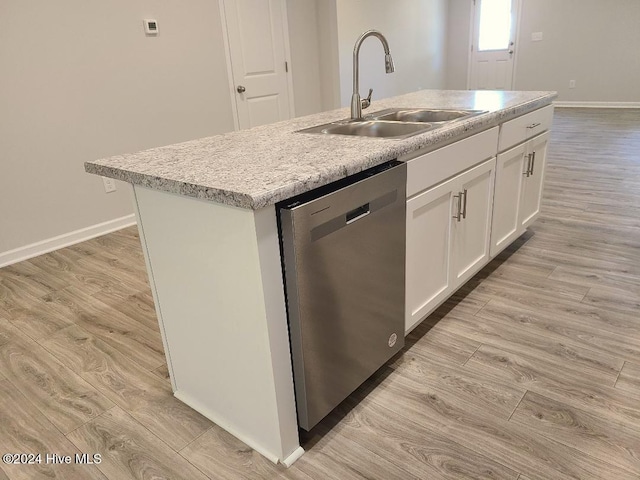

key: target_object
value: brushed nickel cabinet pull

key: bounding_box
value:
[526,122,541,129]
[529,151,536,175]
[453,193,462,222]
[461,189,468,219]
[524,153,532,177]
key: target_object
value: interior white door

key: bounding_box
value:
[222,0,292,129]
[469,0,519,90]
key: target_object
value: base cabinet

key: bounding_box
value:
[406,175,456,332]
[490,131,549,257]
[406,158,496,332]
[519,132,549,228]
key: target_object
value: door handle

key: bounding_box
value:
[237,85,246,93]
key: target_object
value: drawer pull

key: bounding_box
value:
[526,122,541,129]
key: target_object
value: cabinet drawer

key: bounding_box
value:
[406,127,498,198]
[498,105,554,152]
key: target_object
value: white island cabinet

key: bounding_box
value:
[404,127,498,332]
[491,105,553,256]
[404,104,554,333]
[84,90,556,466]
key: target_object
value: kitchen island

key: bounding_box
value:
[85,89,556,465]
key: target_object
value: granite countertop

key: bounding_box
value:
[85,89,556,210]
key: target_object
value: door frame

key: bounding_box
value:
[218,0,296,131]
[466,0,523,90]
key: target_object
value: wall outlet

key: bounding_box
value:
[102,177,117,193]
[531,32,543,42]
[569,80,576,89]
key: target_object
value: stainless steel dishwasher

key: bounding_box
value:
[278,160,406,430]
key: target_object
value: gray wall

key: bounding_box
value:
[515,0,640,102]
[0,0,328,259]
[0,1,235,255]
[445,0,640,103]
[335,0,448,107]
[0,0,453,260]
[446,0,472,90]
[286,0,324,116]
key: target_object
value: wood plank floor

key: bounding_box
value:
[1,107,639,479]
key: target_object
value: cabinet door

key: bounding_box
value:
[519,131,549,228]
[490,143,527,257]
[451,158,496,286]
[405,177,456,333]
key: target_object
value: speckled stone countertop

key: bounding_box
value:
[85,89,556,209]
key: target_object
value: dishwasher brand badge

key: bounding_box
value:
[388,333,398,348]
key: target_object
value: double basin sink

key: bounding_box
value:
[298,108,486,139]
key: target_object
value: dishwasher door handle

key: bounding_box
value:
[346,203,370,224]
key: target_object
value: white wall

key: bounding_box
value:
[515,0,640,102]
[444,0,640,103]
[0,1,236,258]
[335,0,448,108]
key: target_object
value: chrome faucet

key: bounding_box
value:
[351,30,395,120]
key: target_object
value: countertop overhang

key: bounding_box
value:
[85,89,557,210]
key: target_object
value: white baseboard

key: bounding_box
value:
[0,214,137,268]
[553,101,640,109]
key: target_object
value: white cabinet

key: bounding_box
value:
[491,143,526,255]
[406,175,456,331]
[490,130,550,257]
[519,132,549,228]
[406,158,496,332]
[404,105,553,333]
[451,159,496,286]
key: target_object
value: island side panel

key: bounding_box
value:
[132,185,300,464]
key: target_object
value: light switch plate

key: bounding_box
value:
[531,32,543,42]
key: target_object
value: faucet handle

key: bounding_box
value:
[361,88,373,110]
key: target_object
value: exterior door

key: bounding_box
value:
[469,0,519,90]
[221,0,293,129]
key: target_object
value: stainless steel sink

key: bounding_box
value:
[370,108,486,123]
[298,120,436,139]
[296,108,487,139]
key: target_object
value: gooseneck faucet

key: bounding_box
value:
[351,30,395,120]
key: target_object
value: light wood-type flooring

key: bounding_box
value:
[1,108,640,479]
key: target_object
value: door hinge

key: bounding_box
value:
[285,61,289,73]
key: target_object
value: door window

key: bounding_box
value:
[478,0,513,51]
